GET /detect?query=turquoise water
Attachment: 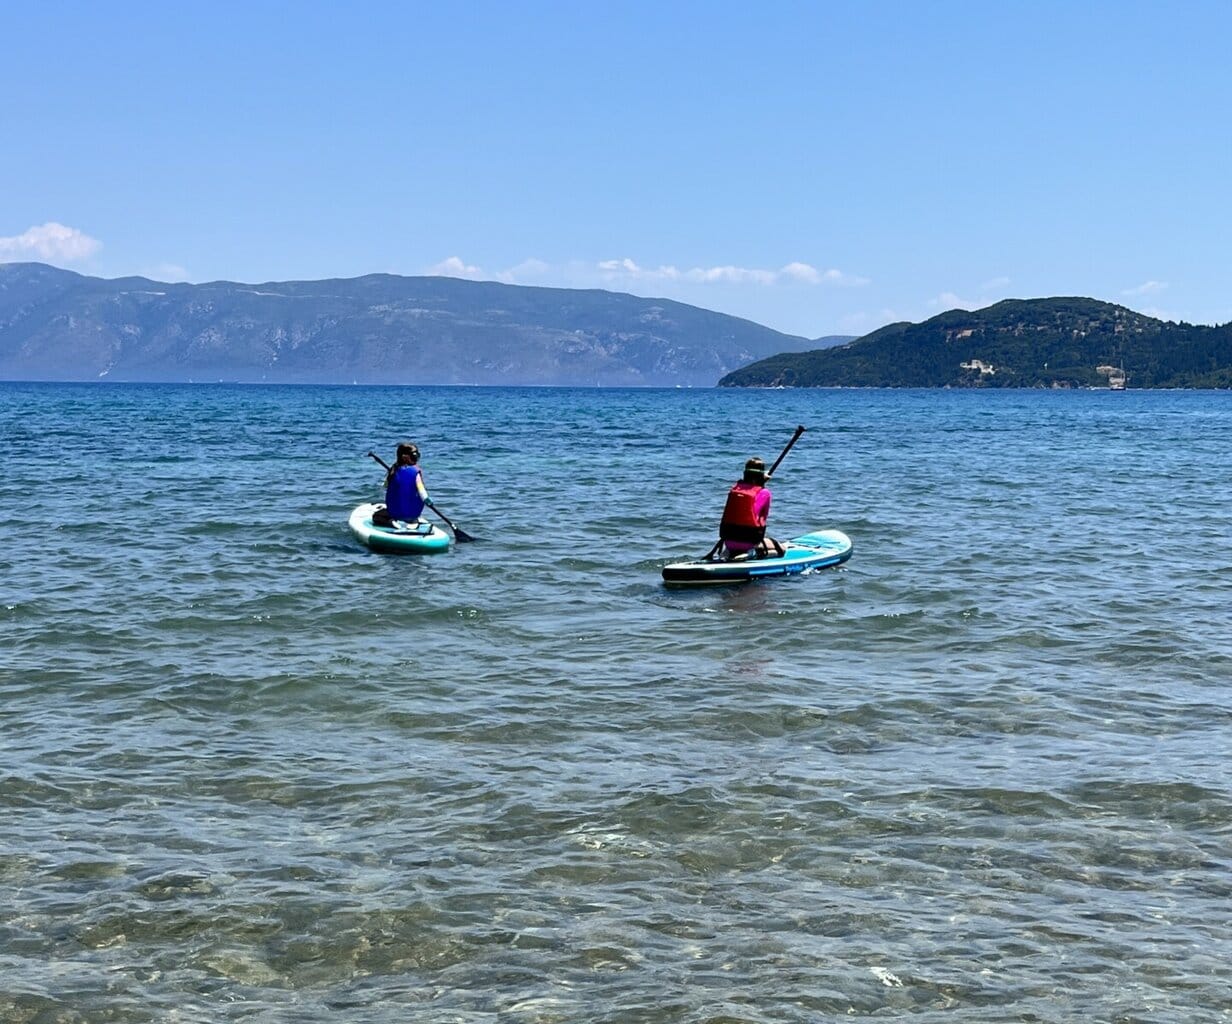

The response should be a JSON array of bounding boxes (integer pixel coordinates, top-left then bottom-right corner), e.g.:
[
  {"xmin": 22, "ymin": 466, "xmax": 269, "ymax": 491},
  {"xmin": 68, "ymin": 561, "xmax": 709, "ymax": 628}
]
[{"xmin": 2, "ymin": 382, "xmax": 1230, "ymax": 1022}]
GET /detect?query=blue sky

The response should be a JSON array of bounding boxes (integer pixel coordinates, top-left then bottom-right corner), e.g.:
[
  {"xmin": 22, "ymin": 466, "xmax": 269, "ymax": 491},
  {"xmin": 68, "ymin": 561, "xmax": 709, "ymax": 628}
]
[{"xmin": 3, "ymin": 2, "xmax": 1230, "ymax": 338}]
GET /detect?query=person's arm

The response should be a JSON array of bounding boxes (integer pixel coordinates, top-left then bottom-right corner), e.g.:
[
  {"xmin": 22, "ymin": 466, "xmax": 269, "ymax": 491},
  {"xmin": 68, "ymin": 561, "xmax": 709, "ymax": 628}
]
[
  {"xmin": 755, "ymin": 487, "xmax": 772, "ymax": 526},
  {"xmin": 417, "ymin": 472, "xmax": 430, "ymax": 506}
]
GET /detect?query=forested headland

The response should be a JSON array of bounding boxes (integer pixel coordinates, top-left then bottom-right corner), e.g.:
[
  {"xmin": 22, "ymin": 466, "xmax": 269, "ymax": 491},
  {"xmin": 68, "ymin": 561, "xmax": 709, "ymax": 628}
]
[{"xmin": 720, "ymin": 298, "xmax": 1232, "ymax": 389}]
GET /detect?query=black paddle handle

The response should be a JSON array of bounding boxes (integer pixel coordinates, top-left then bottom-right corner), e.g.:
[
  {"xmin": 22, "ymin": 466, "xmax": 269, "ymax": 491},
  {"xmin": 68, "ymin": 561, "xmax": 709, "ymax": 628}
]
[{"xmin": 766, "ymin": 425, "xmax": 806, "ymax": 479}]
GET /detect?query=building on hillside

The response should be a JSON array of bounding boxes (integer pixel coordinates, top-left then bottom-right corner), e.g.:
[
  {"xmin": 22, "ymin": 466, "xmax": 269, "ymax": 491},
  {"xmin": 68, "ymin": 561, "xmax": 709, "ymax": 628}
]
[{"xmin": 960, "ymin": 359, "xmax": 995, "ymax": 375}]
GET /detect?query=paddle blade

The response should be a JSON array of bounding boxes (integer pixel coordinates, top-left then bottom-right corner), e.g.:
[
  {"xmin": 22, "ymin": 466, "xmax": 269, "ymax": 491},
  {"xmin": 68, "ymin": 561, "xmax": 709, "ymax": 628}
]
[{"xmin": 427, "ymin": 503, "xmax": 479, "ymax": 542}]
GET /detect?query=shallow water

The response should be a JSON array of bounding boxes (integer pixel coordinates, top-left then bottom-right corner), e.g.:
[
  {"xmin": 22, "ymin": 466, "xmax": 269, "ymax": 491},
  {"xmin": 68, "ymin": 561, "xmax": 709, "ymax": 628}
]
[{"xmin": 2, "ymin": 383, "xmax": 1230, "ymax": 1022}]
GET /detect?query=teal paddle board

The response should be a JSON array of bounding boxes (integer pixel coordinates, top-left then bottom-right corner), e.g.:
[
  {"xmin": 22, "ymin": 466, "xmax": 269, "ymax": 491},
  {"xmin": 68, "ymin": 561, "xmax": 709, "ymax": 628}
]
[{"xmin": 349, "ymin": 503, "xmax": 450, "ymax": 554}]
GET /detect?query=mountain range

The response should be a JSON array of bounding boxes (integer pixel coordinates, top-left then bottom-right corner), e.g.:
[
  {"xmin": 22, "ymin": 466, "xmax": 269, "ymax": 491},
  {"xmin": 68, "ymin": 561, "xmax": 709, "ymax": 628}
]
[
  {"xmin": 719, "ymin": 297, "xmax": 1232, "ymax": 389},
  {"xmin": 0, "ymin": 263, "xmax": 851, "ymax": 387}
]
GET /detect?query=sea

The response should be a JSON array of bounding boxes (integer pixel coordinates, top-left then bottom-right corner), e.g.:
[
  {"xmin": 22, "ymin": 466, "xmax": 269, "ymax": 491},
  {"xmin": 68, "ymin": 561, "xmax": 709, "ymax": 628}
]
[{"xmin": 2, "ymin": 382, "xmax": 1230, "ymax": 1023}]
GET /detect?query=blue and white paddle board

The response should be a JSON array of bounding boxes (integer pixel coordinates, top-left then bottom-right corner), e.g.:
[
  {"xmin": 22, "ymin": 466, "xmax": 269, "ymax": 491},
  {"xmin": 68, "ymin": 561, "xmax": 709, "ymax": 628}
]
[{"xmin": 662, "ymin": 529, "xmax": 852, "ymax": 585}]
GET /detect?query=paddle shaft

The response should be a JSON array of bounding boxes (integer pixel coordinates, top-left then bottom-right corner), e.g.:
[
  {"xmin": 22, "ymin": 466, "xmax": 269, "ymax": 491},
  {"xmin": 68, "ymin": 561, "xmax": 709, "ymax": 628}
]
[
  {"xmin": 364, "ymin": 451, "xmax": 476, "ymax": 542},
  {"xmin": 367, "ymin": 451, "xmax": 396, "ymax": 470},
  {"xmin": 765, "ymin": 425, "xmax": 806, "ymax": 479}
]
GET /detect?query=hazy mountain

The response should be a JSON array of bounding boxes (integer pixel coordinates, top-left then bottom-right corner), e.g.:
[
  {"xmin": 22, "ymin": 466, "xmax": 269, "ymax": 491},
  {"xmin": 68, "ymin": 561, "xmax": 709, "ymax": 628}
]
[
  {"xmin": 0, "ymin": 263, "xmax": 827, "ymax": 387},
  {"xmin": 719, "ymin": 297, "xmax": 1232, "ymax": 389}
]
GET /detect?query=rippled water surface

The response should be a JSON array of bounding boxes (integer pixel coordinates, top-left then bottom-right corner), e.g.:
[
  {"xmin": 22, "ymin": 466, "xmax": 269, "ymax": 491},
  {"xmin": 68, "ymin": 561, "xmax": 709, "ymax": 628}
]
[{"xmin": 2, "ymin": 383, "xmax": 1231, "ymax": 1022}]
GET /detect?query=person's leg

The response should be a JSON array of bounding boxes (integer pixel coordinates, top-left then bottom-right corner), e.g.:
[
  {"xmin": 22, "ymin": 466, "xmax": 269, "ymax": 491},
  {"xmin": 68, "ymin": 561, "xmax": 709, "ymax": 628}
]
[{"xmin": 724, "ymin": 541, "xmax": 754, "ymax": 561}]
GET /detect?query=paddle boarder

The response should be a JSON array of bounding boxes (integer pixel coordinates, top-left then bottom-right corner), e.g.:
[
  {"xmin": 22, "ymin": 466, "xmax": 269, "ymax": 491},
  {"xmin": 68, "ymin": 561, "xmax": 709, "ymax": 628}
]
[
  {"xmin": 718, "ymin": 456, "xmax": 786, "ymax": 560},
  {"xmin": 373, "ymin": 441, "xmax": 431, "ymax": 526}
]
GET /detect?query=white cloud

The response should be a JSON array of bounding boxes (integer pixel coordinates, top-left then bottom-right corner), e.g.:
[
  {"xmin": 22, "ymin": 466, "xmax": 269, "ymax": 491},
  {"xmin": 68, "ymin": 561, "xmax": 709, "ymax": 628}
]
[
  {"xmin": 781, "ymin": 263, "xmax": 870, "ymax": 287},
  {"xmin": 598, "ymin": 257, "xmax": 681, "ymax": 281},
  {"xmin": 685, "ymin": 265, "xmax": 776, "ymax": 285},
  {"xmin": 0, "ymin": 222, "xmax": 101, "ymax": 264},
  {"xmin": 495, "ymin": 258, "xmax": 551, "ymax": 284},
  {"xmin": 780, "ymin": 261, "xmax": 822, "ymax": 284},
  {"xmin": 427, "ymin": 256, "xmax": 484, "ymax": 279},
  {"xmin": 423, "ymin": 254, "xmax": 870, "ymax": 305},
  {"xmin": 598, "ymin": 257, "xmax": 644, "ymax": 275},
  {"xmin": 1123, "ymin": 280, "xmax": 1168, "ymax": 296},
  {"xmin": 596, "ymin": 257, "xmax": 865, "ymax": 288}
]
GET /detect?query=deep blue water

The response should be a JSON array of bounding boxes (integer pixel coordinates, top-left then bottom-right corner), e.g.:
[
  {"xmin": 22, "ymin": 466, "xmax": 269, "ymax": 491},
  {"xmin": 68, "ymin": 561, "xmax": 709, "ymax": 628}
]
[{"xmin": 2, "ymin": 382, "xmax": 1230, "ymax": 1022}]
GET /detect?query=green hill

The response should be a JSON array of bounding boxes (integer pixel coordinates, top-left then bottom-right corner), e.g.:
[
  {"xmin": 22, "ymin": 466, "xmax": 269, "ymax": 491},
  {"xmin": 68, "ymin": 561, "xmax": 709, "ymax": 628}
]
[{"xmin": 719, "ymin": 297, "xmax": 1232, "ymax": 389}]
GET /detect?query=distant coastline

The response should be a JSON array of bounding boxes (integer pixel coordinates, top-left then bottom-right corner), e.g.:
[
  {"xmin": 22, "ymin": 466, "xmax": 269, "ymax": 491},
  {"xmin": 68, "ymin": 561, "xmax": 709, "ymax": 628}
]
[{"xmin": 6, "ymin": 265, "xmax": 1228, "ymax": 390}]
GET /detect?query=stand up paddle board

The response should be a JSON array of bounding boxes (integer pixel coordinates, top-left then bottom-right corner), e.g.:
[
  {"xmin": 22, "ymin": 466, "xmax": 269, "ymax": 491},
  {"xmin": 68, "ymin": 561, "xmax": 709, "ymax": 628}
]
[
  {"xmin": 349, "ymin": 503, "xmax": 450, "ymax": 554},
  {"xmin": 662, "ymin": 529, "xmax": 852, "ymax": 585}
]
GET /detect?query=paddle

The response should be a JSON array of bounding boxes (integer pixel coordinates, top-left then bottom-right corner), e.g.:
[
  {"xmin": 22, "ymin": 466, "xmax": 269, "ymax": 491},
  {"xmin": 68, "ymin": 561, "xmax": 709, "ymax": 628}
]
[
  {"xmin": 365, "ymin": 451, "xmax": 479, "ymax": 543},
  {"xmin": 766, "ymin": 424, "xmax": 806, "ymax": 480}
]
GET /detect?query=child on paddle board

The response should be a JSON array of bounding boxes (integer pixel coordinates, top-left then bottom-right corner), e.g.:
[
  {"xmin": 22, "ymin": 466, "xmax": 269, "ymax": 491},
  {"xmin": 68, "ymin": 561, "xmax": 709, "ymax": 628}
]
[
  {"xmin": 374, "ymin": 441, "xmax": 431, "ymax": 526},
  {"xmin": 718, "ymin": 456, "xmax": 785, "ymax": 560}
]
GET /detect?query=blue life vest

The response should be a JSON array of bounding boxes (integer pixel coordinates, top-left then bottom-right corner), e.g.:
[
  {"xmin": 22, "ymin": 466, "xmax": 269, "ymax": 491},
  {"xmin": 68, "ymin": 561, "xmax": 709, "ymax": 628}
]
[{"xmin": 386, "ymin": 465, "xmax": 425, "ymax": 521}]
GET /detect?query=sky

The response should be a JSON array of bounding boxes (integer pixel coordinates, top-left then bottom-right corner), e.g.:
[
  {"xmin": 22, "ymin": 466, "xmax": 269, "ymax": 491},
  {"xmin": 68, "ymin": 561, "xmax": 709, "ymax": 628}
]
[{"xmin": 3, "ymin": 1, "xmax": 1230, "ymax": 338}]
